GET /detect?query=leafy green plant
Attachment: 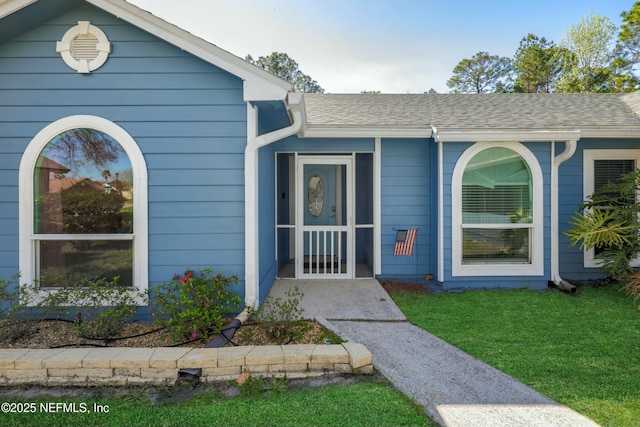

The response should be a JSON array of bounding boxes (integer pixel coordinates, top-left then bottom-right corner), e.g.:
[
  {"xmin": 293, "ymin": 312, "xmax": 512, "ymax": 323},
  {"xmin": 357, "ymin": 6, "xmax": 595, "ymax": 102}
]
[
  {"xmin": 153, "ymin": 268, "xmax": 242, "ymax": 342},
  {"xmin": 566, "ymin": 168, "xmax": 640, "ymax": 307},
  {"xmin": 250, "ymin": 286, "xmax": 306, "ymax": 344},
  {"xmin": 0, "ymin": 273, "xmax": 17, "ymax": 318},
  {"xmin": 0, "ymin": 273, "xmax": 38, "ymax": 342},
  {"xmin": 40, "ymin": 277, "xmax": 147, "ymax": 339}
]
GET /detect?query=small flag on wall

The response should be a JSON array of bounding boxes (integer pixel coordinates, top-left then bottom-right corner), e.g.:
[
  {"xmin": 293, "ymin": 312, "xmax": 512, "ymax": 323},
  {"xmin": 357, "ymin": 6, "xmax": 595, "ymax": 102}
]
[{"xmin": 394, "ymin": 229, "xmax": 418, "ymax": 256}]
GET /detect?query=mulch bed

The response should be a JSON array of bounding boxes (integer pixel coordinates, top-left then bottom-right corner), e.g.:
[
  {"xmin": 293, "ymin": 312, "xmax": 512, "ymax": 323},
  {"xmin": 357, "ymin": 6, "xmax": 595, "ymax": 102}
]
[
  {"xmin": 378, "ymin": 279, "xmax": 433, "ymax": 294},
  {"xmin": 0, "ymin": 319, "xmax": 334, "ymax": 349}
]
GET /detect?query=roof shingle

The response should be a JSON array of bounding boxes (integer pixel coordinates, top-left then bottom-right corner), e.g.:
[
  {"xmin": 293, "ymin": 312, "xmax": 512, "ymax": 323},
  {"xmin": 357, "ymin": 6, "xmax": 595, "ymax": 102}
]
[{"xmin": 303, "ymin": 93, "xmax": 640, "ymax": 132}]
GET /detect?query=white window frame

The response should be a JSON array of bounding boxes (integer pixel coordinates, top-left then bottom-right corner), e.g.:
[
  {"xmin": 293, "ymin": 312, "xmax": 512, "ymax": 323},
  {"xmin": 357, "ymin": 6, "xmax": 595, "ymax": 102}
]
[
  {"xmin": 583, "ymin": 149, "xmax": 640, "ymax": 268},
  {"xmin": 19, "ymin": 116, "xmax": 148, "ymax": 305},
  {"xmin": 452, "ymin": 141, "xmax": 544, "ymax": 276}
]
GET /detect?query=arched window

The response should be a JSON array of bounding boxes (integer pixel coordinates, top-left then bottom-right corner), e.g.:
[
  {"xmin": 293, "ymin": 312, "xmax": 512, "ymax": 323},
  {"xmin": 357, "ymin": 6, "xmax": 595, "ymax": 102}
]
[
  {"xmin": 19, "ymin": 116, "xmax": 147, "ymax": 303},
  {"xmin": 452, "ymin": 142, "xmax": 543, "ymax": 276}
]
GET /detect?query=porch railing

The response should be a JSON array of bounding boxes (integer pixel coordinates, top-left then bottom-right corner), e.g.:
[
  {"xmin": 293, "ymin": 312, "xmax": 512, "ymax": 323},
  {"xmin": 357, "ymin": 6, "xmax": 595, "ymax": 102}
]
[{"xmin": 303, "ymin": 226, "xmax": 347, "ymax": 275}]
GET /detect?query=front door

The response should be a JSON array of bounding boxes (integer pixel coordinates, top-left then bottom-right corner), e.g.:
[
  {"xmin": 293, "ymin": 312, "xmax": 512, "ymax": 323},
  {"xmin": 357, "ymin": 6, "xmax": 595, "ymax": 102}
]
[{"xmin": 296, "ymin": 156, "xmax": 354, "ymax": 278}]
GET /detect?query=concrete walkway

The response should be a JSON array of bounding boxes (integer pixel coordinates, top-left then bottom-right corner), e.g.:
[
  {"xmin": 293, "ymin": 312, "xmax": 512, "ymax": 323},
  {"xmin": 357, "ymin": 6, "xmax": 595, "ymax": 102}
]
[{"xmin": 267, "ymin": 279, "xmax": 600, "ymax": 427}]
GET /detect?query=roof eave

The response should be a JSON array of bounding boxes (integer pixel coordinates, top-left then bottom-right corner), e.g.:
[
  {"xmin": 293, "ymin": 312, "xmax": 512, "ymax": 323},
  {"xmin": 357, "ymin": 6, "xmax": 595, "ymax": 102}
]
[
  {"xmin": 87, "ymin": 0, "xmax": 294, "ymax": 101},
  {"xmin": 301, "ymin": 126, "xmax": 432, "ymax": 139},
  {"xmin": 0, "ymin": 0, "xmax": 38, "ymax": 17},
  {"xmin": 579, "ymin": 128, "xmax": 640, "ymax": 138},
  {"xmin": 433, "ymin": 129, "xmax": 584, "ymax": 142},
  {"xmin": 0, "ymin": 0, "xmax": 293, "ymax": 101}
]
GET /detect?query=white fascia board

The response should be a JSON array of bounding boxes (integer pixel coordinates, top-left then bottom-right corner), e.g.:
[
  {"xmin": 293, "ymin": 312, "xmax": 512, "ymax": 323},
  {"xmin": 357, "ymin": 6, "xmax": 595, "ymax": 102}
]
[
  {"xmin": 0, "ymin": 0, "xmax": 38, "ymax": 18},
  {"xmin": 87, "ymin": 0, "xmax": 293, "ymax": 101},
  {"xmin": 579, "ymin": 129, "xmax": 640, "ymax": 138},
  {"xmin": 434, "ymin": 129, "xmax": 582, "ymax": 142},
  {"xmin": 301, "ymin": 127, "xmax": 432, "ymax": 139}
]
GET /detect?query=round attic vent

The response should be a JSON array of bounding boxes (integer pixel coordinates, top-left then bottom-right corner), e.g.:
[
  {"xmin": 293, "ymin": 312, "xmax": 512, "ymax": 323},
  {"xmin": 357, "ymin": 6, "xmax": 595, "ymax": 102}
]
[{"xmin": 56, "ymin": 21, "xmax": 111, "ymax": 73}]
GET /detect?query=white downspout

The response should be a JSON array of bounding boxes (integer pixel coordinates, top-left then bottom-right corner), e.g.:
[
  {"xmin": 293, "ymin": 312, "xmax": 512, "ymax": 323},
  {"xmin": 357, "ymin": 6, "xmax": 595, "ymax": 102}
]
[
  {"xmin": 551, "ymin": 139, "xmax": 578, "ymax": 293},
  {"xmin": 244, "ymin": 95, "xmax": 303, "ymax": 308}
]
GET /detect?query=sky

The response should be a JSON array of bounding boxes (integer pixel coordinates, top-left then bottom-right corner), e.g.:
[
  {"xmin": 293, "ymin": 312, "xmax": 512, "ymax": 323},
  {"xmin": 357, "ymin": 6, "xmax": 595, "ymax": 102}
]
[{"xmin": 128, "ymin": 0, "xmax": 635, "ymax": 94}]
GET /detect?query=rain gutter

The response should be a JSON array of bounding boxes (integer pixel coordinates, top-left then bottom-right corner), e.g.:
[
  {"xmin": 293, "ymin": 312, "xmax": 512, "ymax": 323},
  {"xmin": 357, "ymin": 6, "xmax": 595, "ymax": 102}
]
[{"xmin": 244, "ymin": 92, "xmax": 303, "ymax": 308}]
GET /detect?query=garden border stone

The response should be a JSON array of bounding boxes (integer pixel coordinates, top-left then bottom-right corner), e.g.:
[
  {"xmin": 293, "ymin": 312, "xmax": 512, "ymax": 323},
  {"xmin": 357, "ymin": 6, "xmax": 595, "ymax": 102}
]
[{"xmin": 0, "ymin": 344, "xmax": 373, "ymax": 386}]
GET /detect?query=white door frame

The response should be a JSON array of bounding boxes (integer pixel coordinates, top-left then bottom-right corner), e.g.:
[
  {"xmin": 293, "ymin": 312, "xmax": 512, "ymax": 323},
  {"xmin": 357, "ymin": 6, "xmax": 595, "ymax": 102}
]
[{"xmin": 296, "ymin": 155, "xmax": 354, "ymax": 279}]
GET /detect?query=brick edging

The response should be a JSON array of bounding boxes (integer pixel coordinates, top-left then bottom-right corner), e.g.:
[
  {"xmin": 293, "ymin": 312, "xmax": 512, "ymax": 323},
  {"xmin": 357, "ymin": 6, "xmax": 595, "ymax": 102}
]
[{"xmin": 0, "ymin": 343, "xmax": 373, "ymax": 386}]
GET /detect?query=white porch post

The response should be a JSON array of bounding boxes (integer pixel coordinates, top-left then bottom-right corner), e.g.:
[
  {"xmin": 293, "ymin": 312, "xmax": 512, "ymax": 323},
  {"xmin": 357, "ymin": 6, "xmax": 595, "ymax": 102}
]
[{"xmin": 244, "ymin": 104, "xmax": 260, "ymax": 308}]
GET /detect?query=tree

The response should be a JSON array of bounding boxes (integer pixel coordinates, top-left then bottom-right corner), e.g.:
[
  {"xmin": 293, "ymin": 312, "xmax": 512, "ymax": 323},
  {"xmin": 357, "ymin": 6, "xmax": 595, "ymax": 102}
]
[
  {"xmin": 556, "ymin": 13, "xmax": 617, "ymax": 93},
  {"xmin": 617, "ymin": 1, "xmax": 640, "ymax": 67},
  {"xmin": 51, "ymin": 129, "xmax": 123, "ymax": 173},
  {"xmin": 447, "ymin": 51, "xmax": 512, "ymax": 93},
  {"xmin": 512, "ymin": 34, "xmax": 568, "ymax": 93},
  {"xmin": 246, "ymin": 52, "xmax": 324, "ymax": 93},
  {"xmin": 609, "ymin": 2, "xmax": 640, "ymax": 92}
]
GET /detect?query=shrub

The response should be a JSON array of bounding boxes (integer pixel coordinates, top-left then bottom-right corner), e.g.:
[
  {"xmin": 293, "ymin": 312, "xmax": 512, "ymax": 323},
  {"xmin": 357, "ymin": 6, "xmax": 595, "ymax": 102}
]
[
  {"xmin": 41, "ymin": 277, "xmax": 147, "ymax": 339},
  {"xmin": 153, "ymin": 268, "xmax": 242, "ymax": 342},
  {"xmin": 0, "ymin": 273, "xmax": 17, "ymax": 319},
  {"xmin": 60, "ymin": 190, "xmax": 127, "ymax": 234},
  {"xmin": 250, "ymin": 286, "xmax": 306, "ymax": 344},
  {"xmin": 0, "ymin": 273, "xmax": 36, "ymax": 342},
  {"xmin": 566, "ymin": 168, "xmax": 640, "ymax": 308}
]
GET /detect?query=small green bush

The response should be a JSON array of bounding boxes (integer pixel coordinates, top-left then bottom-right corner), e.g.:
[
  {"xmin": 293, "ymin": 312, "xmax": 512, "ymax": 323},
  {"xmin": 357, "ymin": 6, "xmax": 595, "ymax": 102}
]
[
  {"xmin": 153, "ymin": 268, "xmax": 242, "ymax": 342},
  {"xmin": 0, "ymin": 273, "xmax": 17, "ymax": 318},
  {"xmin": 250, "ymin": 286, "xmax": 306, "ymax": 344},
  {"xmin": 0, "ymin": 273, "xmax": 37, "ymax": 342},
  {"xmin": 41, "ymin": 277, "xmax": 147, "ymax": 339}
]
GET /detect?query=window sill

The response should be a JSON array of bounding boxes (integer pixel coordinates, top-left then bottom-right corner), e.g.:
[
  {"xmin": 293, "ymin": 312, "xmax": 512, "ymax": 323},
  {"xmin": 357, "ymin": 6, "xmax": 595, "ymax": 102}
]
[{"xmin": 452, "ymin": 263, "xmax": 544, "ymax": 277}]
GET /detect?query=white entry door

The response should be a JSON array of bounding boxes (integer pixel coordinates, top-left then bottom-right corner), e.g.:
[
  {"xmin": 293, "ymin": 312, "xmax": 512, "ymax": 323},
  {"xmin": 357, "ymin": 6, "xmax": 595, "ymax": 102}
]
[{"xmin": 296, "ymin": 156, "xmax": 354, "ymax": 278}]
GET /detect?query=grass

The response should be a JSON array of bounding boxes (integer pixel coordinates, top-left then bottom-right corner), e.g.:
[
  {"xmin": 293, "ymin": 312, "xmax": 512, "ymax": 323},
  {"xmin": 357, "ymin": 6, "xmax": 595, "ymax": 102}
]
[
  {"xmin": 390, "ymin": 284, "xmax": 640, "ymax": 427},
  {"xmin": 0, "ymin": 378, "xmax": 435, "ymax": 427}
]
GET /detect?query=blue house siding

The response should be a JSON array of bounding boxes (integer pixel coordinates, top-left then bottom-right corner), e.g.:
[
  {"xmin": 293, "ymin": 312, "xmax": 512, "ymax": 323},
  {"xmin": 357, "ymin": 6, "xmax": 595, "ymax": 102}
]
[
  {"xmin": 441, "ymin": 141, "xmax": 552, "ymax": 290},
  {"xmin": 557, "ymin": 138, "xmax": 640, "ymax": 281},
  {"xmin": 0, "ymin": 5, "xmax": 248, "ymax": 307},
  {"xmin": 258, "ymin": 143, "xmax": 278, "ymax": 304},
  {"xmin": 380, "ymin": 138, "xmax": 434, "ymax": 280}
]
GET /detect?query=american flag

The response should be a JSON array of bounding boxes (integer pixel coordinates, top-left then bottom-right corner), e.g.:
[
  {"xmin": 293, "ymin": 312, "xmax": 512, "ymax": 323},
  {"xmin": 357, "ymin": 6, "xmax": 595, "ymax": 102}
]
[{"xmin": 394, "ymin": 229, "xmax": 417, "ymax": 256}]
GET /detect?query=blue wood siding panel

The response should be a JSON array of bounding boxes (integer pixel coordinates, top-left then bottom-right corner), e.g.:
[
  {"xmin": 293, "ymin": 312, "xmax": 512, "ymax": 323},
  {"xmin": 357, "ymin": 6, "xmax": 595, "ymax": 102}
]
[
  {"xmin": 441, "ymin": 141, "xmax": 551, "ymax": 290},
  {"xmin": 557, "ymin": 138, "xmax": 640, "ymax": 281},
  {"xmin": 380, "ymin": 138, "xmax": 434, "ymax": 279},
  {"xmin": 0, "ymin": 5, "xmax": 248, "ymax": 302}
]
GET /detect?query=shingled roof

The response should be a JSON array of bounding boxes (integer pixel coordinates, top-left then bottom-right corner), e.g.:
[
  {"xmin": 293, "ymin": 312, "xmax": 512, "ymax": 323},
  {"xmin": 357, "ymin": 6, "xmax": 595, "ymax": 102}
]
[{"xmin": 303, "ymin": 93, "xmax": 640, "ymax": 133}]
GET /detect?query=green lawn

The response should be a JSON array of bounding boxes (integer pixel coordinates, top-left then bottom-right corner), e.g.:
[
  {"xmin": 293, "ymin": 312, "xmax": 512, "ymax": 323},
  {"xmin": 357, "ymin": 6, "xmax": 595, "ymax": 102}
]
[
  {"xmin": 1, "ymin": 379, "xmax": 435, "ymax": 427},
  {"xmin": 390, "ymin": 285, "xmax": 640, "ymax": 427}
]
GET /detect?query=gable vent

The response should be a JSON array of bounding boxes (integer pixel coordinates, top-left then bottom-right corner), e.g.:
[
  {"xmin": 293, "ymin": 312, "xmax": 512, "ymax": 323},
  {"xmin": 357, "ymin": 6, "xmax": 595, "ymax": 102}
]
[
  {"xmin": 70, "ymin": 34, "xmax": 100, "ymax": 61},
  {"xmin": 57, "ymin": 21, "xmax": 111, "ymax": 73}
]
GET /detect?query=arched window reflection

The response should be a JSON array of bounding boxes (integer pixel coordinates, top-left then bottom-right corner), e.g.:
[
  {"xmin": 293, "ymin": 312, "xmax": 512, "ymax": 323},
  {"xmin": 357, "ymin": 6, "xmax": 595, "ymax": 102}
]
[{"xmin": 34, "ymin": 128, "xmax": 134, "ymax": 286}]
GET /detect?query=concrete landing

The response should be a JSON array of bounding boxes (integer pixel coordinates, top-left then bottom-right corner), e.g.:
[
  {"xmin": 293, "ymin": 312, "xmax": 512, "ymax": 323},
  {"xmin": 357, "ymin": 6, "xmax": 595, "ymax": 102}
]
[{"xmin": 266, "ymin": 279, "xmax": 406, "ymax": 321}]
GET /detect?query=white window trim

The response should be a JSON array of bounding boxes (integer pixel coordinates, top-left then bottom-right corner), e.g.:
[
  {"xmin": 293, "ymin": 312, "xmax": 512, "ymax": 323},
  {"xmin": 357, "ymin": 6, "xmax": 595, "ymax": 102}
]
[
  {"xmin": 56, "ymin": 21, "xmax": 111, "ymax": 73},
  {"xmin": 452, "ymin": 141, "xmax": 544, "ymax": 277},
  {"xmin": 19, "ymin": 116, "xmax": 148, "ymax": 305},
  {"xmin": 583, "ymin": 149, "xmax": 640, "ymax": 268}
]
